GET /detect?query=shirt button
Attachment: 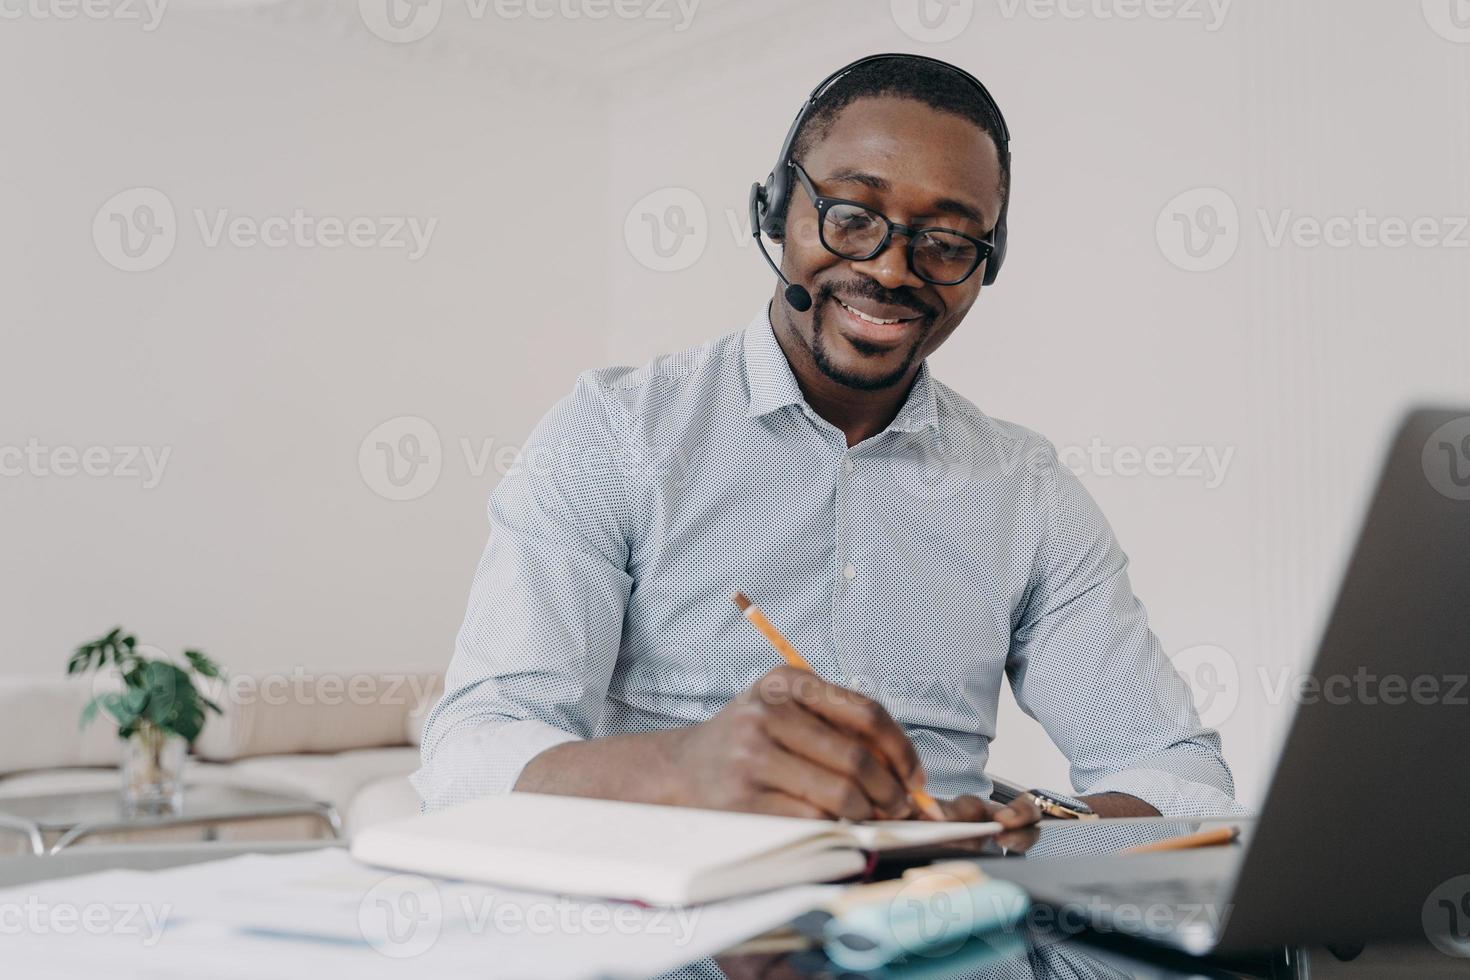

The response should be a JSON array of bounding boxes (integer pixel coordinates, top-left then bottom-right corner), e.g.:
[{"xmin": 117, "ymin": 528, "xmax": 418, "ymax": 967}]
[{"xmin": 842, "ymin": 564, "xmax": 857, "ymax": 580}]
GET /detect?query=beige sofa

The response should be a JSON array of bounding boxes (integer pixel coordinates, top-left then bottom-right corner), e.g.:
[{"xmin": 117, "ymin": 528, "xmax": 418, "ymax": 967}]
[{"xmin": 0, "ymin": 673, "xmax": 440, "ymax": 855}]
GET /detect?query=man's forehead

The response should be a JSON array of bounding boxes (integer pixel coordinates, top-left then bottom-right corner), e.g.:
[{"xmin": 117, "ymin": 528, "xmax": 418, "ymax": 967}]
[{"xmin": 802, "ymin": 96, "xmax": 1004, "ymax": 225}]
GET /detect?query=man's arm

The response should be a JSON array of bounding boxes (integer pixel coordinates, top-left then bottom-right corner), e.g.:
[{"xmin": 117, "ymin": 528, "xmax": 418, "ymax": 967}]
[
  {"xmin": 413, "ymin": 374, "xmax": 1035, "ymax": 826},
  {"xmin": 411, "ymin": 373, "xmax": 635, "ymax": 811},
  {"xmin": 1004, "ymin": 444, "xmax": 1244, "ymax": 818}
]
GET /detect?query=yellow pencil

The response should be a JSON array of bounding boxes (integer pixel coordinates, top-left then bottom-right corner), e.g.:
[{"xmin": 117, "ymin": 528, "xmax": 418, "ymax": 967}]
[
  {"xmin": 1123, "ymin": 825, "xmax": 1240, "ymax": 854},
  {"xmin": 732, "ymin": 591, "xmax": 946, "ymax": 821}
]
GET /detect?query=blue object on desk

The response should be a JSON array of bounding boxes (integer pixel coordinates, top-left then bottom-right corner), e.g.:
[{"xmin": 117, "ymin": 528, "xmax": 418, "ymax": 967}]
[{"xmin": 822, "ymin": 864, "xmax": 1030, "ymax": 972}]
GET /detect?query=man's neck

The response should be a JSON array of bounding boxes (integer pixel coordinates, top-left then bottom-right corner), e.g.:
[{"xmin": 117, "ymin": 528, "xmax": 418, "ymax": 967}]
[{"xmin": 769, "ymin": 299, "xmax": 920, "ymax": 448}]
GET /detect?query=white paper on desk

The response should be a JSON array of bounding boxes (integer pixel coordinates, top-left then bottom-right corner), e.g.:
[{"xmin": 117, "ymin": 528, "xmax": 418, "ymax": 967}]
[{"xmin": 0, "ymin": 848, "xmax": 836, "ymax": 980}]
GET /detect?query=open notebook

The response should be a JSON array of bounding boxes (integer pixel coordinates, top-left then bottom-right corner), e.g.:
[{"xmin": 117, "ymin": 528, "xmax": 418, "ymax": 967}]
[{"xmin": 351, "ymin": 792, "xmax": 1000, "ymax": 905}]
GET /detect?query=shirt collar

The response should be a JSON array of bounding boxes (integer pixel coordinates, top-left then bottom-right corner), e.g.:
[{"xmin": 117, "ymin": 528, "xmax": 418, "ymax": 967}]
[{"xmin": 743, "ymin": 303, "xmax": 939, "ymax": 434}]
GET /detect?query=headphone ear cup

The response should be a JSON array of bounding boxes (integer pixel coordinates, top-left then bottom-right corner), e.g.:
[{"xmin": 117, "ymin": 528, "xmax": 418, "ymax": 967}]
[
  {"xmin": 760, "ymin": 168, "xmax": 789, "ymax": 241},
  {"xmin": 982, "ymin": 216, "xmax": 1007, "ymax": 286}
]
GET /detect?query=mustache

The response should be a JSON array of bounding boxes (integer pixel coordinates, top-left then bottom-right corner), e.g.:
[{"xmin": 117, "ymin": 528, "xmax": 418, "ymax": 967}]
[{"xmin": 814, "ymin": 279, "xmax": 937, "ymax": 320}]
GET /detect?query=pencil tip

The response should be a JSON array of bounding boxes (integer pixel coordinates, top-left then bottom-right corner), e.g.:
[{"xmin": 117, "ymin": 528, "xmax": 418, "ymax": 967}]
[{"xmin": 731, "ymin": 591, "xmax": 751, "ymax": 611}]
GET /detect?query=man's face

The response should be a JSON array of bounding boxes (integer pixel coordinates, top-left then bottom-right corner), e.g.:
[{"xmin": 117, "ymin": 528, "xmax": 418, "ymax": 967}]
[{"xmin": 776, "ymin": 96, "xmax": 1005, "ymax": 391}]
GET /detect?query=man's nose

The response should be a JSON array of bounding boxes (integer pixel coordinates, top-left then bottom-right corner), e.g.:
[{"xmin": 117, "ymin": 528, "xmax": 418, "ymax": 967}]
[{"xmin": 850, "ymin": 234, "xmax": 924, "ymax": 291}]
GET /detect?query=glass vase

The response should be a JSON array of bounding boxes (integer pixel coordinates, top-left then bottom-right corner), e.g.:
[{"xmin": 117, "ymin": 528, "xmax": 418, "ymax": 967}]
[{"xmin": 121, "ymin": 726, "xmax": 186, "ymax": 816}]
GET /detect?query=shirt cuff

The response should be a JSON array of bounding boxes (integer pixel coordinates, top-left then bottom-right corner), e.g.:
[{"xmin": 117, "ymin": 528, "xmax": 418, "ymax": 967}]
[
  {"xmin": 1080, "ymin": 768, "xmax": 1251, "ymax": 817},
  {"xmin": 410, "ymin": 717, "xmax": 582, "ymax": 812}
]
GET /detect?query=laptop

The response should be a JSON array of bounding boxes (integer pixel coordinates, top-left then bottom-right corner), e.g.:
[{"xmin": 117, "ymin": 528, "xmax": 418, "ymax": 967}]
[{"xmin": 984, "ymin": 407, "xmax": 1470, "ymax": 954}]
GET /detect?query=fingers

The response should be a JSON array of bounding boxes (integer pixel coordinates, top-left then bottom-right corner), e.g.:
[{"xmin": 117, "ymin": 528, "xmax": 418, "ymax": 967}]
[
  {"xmin": 746, "ymin": 792, "xmax": 828, "ymax": 820},
  {"xmin": 756, "ymin": 666, "xmax": 924, "ymax": 785},
  {"xmin": 759, "ymin": 699, "xmax": 913, "ymax": 819},
  {"xmin": 745, "ymin": 741, "xmax": 885, "ymax": 820},
  {"xmin": 937, "ymin": 793, "xmax": 1043, "ymax": 829},
  {"xmin": 995, "ymin": 793, "xmax": 1043, "ymax": 828},
  {"xmin": 938, "ymin": 794, "xmax": 993, "ymax": 822}
]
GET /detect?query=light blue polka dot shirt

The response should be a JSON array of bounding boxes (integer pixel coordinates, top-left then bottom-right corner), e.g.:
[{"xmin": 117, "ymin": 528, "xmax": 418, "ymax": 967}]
[{"xmin": 412, "ymin": 304, "xmax": 1239, "ymax": 816}]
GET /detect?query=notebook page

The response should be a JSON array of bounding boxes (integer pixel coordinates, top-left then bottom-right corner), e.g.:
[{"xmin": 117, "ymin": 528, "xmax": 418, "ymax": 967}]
[
  {"xmin": 352, "ymin": 793, "xmax": 864, "ymax": 902},
  {"xmin": 847, "ymin": 819, "xmax": 1002, "ymax": 849}
]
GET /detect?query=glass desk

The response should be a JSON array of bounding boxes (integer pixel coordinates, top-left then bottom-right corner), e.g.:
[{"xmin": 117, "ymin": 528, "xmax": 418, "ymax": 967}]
[
  {"xmin": 708, "ymin": 817, "xmax": 1466, "ymax": 980},
  {"xmin": 0, "ymin": 784, "xmax": 341, "ymax": 854},
  {"xmin": 0, "ymin": 824, "xmax": 1460, "ymax": 978}
]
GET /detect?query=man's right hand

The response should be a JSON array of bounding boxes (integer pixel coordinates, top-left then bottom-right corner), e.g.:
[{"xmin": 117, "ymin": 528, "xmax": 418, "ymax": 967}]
[{"xmin": 655, "ymin": 665, "xmax": 924, "ymax": 820}]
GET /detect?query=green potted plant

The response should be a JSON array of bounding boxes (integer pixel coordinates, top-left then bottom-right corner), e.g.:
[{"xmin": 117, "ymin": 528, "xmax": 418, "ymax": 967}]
[{"xmin": 69, "ymin": 628, "xmax": 224, "ymax": 815}]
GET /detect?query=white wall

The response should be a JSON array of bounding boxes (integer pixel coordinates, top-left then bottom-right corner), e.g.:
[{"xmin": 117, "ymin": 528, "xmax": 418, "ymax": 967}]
[
  {"xmin": 1, "ymin": 9, "xmax": 612, "ymax": 677},
  {"xmin": 3, "ymin": 0, "xmax": 1467, "ymax": 808}
]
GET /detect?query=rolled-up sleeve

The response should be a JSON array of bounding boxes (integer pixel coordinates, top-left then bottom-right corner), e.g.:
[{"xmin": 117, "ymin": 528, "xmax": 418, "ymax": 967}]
[
  {"xmin": 410, "ymin": 373, "xmax": 634, "ymax": 812},
  {"xmin": 1005, "ymin": 447, "xmax": 1245, "ymax": 817}
]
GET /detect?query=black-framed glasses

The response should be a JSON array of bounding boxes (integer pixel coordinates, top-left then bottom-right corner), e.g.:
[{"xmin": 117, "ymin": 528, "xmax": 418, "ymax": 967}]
[{"xmin": 790, "ymin": 160, "xmax": 994, "ymax": 286}]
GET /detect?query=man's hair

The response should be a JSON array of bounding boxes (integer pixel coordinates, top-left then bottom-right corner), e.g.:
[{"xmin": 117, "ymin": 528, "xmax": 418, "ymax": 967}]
[{"xmin": 786, "ymin": 57, "xmax": 1010, "ymax": 219}]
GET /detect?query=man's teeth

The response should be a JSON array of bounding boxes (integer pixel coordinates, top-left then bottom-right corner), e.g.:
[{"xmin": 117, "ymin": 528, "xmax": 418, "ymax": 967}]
[{"xmin": 839, "ymin": 300, "xmax": 905, "ymax": 326}]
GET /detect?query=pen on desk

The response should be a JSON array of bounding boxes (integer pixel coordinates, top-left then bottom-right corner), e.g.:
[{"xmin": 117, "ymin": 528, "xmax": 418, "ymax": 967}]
[
  {"xmin": 1122, "ymin": 825, "xmax": 1240, "ymax": 854},
  {"xmin": 731, "ymin": 591, "xmax": 946, "ymax": 822}
]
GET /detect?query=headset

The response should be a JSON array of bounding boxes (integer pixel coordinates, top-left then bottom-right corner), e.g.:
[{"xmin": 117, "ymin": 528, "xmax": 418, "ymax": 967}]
[{"xmin": 748, "ymin": 52, "xmax": 1012, "ymax": 312}]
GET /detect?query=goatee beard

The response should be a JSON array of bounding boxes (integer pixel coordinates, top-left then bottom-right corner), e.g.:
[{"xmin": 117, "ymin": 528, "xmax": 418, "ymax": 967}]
[{"xmin": 809, "ymin": 289, "xmax": 930, "ymax": 392}]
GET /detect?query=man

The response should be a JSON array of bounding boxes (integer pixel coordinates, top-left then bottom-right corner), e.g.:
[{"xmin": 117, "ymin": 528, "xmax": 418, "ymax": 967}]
[{"xmin": 412, "ymin": 55, "xmax": 1238, "ymax": 826}]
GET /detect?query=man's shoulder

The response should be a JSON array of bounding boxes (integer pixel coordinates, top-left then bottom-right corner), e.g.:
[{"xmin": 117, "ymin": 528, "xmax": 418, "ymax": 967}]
[
  {"xmin": 564, "ymin": 327, "xmax": 746, "ymax": 428},
  {"xmin": 930, "ymin": 376, "xmax": 1059, "ymax": 464}
]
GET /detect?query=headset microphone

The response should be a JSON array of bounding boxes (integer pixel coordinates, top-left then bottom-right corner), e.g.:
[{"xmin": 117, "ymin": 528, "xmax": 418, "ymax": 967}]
[
  {"xmin": 782, "ymin": 281, "xmax": 813, "ymax": 313},
  {"xmin": 748, "ymin": 183, "xmax": 813, "ymax": 312}
]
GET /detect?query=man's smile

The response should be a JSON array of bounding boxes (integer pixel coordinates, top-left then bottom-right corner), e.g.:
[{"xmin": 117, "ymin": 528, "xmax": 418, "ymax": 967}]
[{"xmin": 830, "ymin": 295, "xmax": 926, "ymax": 349}]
